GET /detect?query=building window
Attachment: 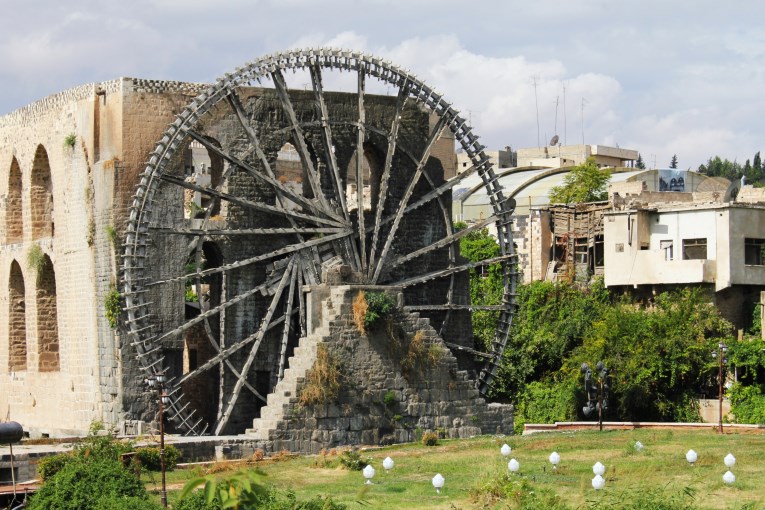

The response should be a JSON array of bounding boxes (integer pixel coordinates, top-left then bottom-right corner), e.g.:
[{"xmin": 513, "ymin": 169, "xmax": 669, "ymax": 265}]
[
  {"xmin": 745, "ymin": 238, "xmax": 765, "ymax": 266},
  {"xmin": 682, "ymin": 238, "xmax": 707, "ymax": 260},
  {"xmin": 660, "ymin": 240, "xmax": 673, "ymax": 261}
]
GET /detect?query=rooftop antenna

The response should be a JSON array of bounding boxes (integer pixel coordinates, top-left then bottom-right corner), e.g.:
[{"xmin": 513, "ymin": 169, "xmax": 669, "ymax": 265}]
[
  {"xmin": 533, "ymin": 76, "xmax": 540, "ymax": 148},
  {"xmin": 553, "ymin": 95, "xmax": 559, "ymax": 142},
  {"xmin": 563, "ymin": 82, "xmax": 567, "ymax": 145}
]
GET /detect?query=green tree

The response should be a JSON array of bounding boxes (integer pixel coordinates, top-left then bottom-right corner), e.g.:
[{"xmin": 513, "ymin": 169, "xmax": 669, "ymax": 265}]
[
  {"xmin": 669, "ymin": 154, "xmax": 678, "ymax": 169},
  {"xmin": 456, "ymin": 222, "xmax": 503, "ymax": 351},
  {"xmin": 548, "ymin": 158, "xmax": 611, "ymax": 204},
  {"xmin": 635, "ymin": 153, "xmax": 646, "ymax": 169}
]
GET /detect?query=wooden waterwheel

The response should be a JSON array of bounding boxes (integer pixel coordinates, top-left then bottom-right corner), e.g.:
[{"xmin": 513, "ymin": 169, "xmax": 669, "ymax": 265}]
[{"xmin": 122, "ymin": 48, "xmax": 517, "ymax": 435}]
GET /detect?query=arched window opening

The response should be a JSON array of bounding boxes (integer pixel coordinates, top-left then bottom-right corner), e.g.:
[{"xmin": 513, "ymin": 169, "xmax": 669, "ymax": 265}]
[
  {"xmin": 181, "ymin": 242, "xmax": 223, "ymax": 427},
  {"xmin": 274, "ymin": 142, "xmax": 303, "ymax": 211},
  {"xmin": 7, "ymin": 157, "xmax": 23, "ymax": 244},
  {"xmin": 346, "ymin": 146, "xmax": 382, "ymax": 212},
  {"xmin": 31, "ymin": 145, "xmax": 53, "ymax": 239},
  {"xmin": 8, "ymin": 261, "xmax": 27, "ymax": 371},
  {"xmin": 37, "ymin": 254, "xmax": 59, "ymax": 372},
  {"xmin": 183, "ymin": 138, "xmax": 224, "ymax": 219}
]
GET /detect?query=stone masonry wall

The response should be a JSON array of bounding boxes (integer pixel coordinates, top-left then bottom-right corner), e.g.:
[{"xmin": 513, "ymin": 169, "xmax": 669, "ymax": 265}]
[{"xmin": 258, "ymin": 286, "xmax": 513, "ymax": 454}]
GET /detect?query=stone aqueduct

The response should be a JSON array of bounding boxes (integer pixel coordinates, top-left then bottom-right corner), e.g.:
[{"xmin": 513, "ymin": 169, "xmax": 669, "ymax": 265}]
[{"xmin": 0, "ymin": 49, "xmax": 515, "ymax": 444}]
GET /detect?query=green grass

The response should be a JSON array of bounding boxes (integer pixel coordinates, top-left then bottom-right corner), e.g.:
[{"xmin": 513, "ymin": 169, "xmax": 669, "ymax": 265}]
[{"xmin": 155, "ymin": 430, "xmax": 765, "ymax": 509}]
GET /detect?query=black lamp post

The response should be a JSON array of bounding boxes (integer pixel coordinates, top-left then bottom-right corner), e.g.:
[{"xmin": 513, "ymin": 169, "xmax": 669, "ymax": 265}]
[
  {"xmin": 147, "ymin": 373, "xmax": 169, "ymax": 508},
  {"xmin": 582, "ymin": 361, "xmax": 610, "ymax": 431},
  {"xmin": 711, "ymin": 342, "xmax": 728, "ymax": 434}
]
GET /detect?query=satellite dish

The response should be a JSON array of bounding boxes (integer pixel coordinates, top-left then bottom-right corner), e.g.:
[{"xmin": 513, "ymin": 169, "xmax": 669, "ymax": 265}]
[{"xmin": 550, "ymin": 134, "xmax": 559, "ymax": 146}]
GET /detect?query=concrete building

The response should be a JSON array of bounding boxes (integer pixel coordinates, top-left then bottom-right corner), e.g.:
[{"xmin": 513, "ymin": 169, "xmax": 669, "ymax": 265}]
[
  {"xmin": 516, "ymin": 144, "xmax": 639, "ymax": 168},
  {"xmin": 456, "ymin": 146, "xmax": 515, "ymax": 173}
]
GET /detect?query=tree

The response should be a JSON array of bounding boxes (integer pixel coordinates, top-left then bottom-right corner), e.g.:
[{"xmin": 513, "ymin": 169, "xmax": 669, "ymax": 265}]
[
  {"xmin": 635, "ymin": 153, "xmax": 646, "ymax": 170},
  {"xmin": 669, "ymin": 154, "xmax": 678, "ymax": 169},
  {"xmin": 548, "ymin": 158, "xmax": 611, "ymax": 204}
]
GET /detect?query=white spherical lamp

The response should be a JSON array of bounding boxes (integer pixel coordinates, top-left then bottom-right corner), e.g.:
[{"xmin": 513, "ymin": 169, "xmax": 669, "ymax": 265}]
[
  {"xmin": 383, "ymin": 456, "xmax": 394, "ymax": 472},
  {"xmin": 635, "ymin": 441, "xmax": 644, "ymax": 451},
  {"xmin": 549, "ymin": 451, "xmax": 561, "ymax": 470},
  {"xmin": 500, "ymin": 444, "xmax": 511, "ymax": 458},
  {"xmin": 592, "ymin": 462, "xmax": 606, "ymax": 476},
  {"xmin": 724, "ymin": 453, "xmax": 736, "ymax": 468},
  {"xmin": 363, "ymin": 464, "xmax": 375, "ymax": 485},
  {"xmin": 723, "ymin": 470, "xmax": 736, "ymax": 485},
  {"xmin": 685, "ymin": 449, "xmax": 697, "ymax": 465},
  {"xmin": 592, "ymin": 474, "xmax": 605, "ymax": 490},
  {"xmin": 508, "ymin": 458, "xmax": 520, "ymax": 473},
  {"xmin": 432, "ymin": 473, "xmax": 445, "ymax": 494}
]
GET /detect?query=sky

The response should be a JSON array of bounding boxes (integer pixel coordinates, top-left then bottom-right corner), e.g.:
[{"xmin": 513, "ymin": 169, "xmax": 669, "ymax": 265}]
[{"xmin": 1, "ymin": 0, "xmax": 764, "ymax": 170}]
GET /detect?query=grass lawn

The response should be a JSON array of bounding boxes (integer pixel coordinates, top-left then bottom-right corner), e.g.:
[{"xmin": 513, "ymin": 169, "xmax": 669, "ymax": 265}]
[{"xmin": 154, "ymin": 429, "xmax": 765, "ymax": 509}]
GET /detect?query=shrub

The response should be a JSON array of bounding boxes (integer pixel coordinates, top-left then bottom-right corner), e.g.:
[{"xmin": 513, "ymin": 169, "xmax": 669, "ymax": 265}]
[
  {"xmin": 352, "ymin": 291, "xmax": 368, "ymax": 334},
  {"xmin": 729, "ymin": 384, "xmax": 765, "ymax": 424},
  {"xmin": 106, "ymin": 225, "xmax": 118, "ymax": 247},
  {"xmin": 338, "ymin": 449, "xmax": 366, "ymax": 471},
  {"xmin": 135, "ymin": 445, "xmax": 181, "ymax": 471},
  {"xmin": 27, "ymin": 457, "xmax": 152, "ymax": 510},
  {"xmin": 297, "ymin": 344, "xmax": 341, "ymax": 407},
  {"xmin": 105, "ymin": 287, "xmax": 122, "ymax": 329},
  {"xmin": 37, "ymin": 452, "xmax": 73, "ymax": 481},
  {"xmin": 364, "ymin": 291, "xmax": 397, "ymax": 330},
  {"xmin": 421, "ymin": 431, "xmax": 439, "ymax": 446},
  {"xmin": 27, "ymin": 244, "xmax": 45, "ymax": 282},
  {"xmin": 64, "ymin": 133, "xmax": 77, "ymax": 148},
  {"xmin": 383, "ymin": 390, "xmax": 397, "ymax": 407}
]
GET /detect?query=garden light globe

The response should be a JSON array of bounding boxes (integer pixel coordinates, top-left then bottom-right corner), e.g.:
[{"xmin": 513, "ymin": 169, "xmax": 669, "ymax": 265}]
[
  {"xmin": 549, "ymin": 451, "xmax": 561, "ymax": 469},
  {"xmin": 592, "ymin": 462, "xmax": 606, "ymax": 476},
  {"xmin": 685, "ymin": 449, "xmax": 697, "ymax": 465},
  {"xmin": 724, "ymin": 453, "xmax": 736, "ymax": 468},
  {"xmin": 508, "ymin": 458, "xmax": 520, "ymax": 473},
  {"xmin": 592, "ymin": 474, "xmax": 605, "ymax": 490},
  {"xmin": 432, "ymin": 473, "xmax": 445, "ymax": 494},
  {"xmin": 723, "ymin": 470, "xmax": 736, "ymax": 485},
  {"xmin": 501, "ymin": 444, "xmax": 511, "ymax": 458},
  {"xmin": 635, "ymin": 441, "xmax": 644, "ymax": 451},
  {"xmin": 363, "ymin": 465, "xmax": 375, "ymax": 485},
  {"xmin": 383, "ymin": 457, "xmax": 394, "ymax": 471}
]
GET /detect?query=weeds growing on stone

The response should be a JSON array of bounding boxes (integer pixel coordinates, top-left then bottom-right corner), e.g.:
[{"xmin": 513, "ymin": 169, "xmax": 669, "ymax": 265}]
[{"xmin": 298, "ymin": 344, "xmax": 341, "ymax": 407}]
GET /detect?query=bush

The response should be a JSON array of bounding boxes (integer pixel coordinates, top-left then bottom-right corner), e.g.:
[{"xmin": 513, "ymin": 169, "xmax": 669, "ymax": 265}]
[
  {"xmin": 364, "ymin": 291, "xmax": 397, "ymax": 330},
  {"xmin": 135, "ymin": 445, "xmax": 181, "ymax": 471},
  {"xmin": 729, "ymin": 384, "xmax": 765, "ymax": 424},
  {"xmin": 297, "ymin": 344, "xmax": 342, "ymax": 407},
  {"xmin": 105, "ymin": 287, "xmax": 122, "ymax": 329},
  {"xmin": 37, "ymin": 452, "xmax": 73, "ymax": 481},
  {"xmin": 27, "ymin": 457, "xmax": 153, "ymax": 510},
  {"xmin": 422, "ymin": 431, "xmax": 439, "ymax": 446},
  {"xmin": 338, "ymin": 449, "xmax": 366, "ymax": 471},
  {"xmin": 514, "ymin": 380, "xmax": 578, "ymax": 434}
]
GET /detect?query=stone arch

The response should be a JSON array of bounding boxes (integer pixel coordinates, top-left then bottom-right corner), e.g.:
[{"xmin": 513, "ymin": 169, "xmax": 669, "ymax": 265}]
[
  {"xmin": 8, "ymin": 261, "xmax": 27, "ymax": 371},
  {"xmin": 7, "ymin": 157, "xmax": 23, "ymax": 244},
  {"xmin": 346, "ymin": 143, "xmax": 383, "ymax": 212},
  {"xmin": 183, "ymin": 138, "xmax": 224, "ymax": 218},
  {"xmin": 36, "ymin": 254, "xmax": 59, "ymax": 372},
  {"xmin": 30, "ymin": 145, "xmax": 53, "ymax": 239}
]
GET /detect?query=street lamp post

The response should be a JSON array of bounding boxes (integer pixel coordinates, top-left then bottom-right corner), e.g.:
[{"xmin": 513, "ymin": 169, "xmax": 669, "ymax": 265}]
[
  {"xmin": 582, "ymin": 361, "xmax": 610, "ymax": 431},
  {"xmin": 711, "ymin": 342, "xmax": 728, "ymax": 434},
  {"xmin": 147, "ymin": 373, "xmax": 169, "ymax": 508}
]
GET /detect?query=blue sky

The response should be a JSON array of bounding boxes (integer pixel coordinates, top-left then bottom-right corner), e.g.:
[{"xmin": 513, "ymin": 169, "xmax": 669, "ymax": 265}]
[{"xmin": 1, "ymin": 0, "xmax": 763, "ymax": 169}]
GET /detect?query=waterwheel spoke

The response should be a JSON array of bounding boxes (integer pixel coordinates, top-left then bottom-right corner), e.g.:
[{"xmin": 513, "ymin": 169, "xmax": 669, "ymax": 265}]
[
  {"xmin": 187, "ymin": 129, "xmax": 343, "ymax": 223},
  {"xmin": 277, "ymin": 261, "xmax": 299, "ymax": 380},
  {"xmin": 309, "ymin": 64, "xmax": 347, "ymax": 220},
  {"xmin": 368, "ymin": 85, "xmax": 409, "ymax": 278},
  {"xmin": 371, "ymin": 114, "xmax": 448, "ymax": 282},
  {"xmin": 271, "ymin": 69, "xmax": 331, "ymax": 212},
  {"xmin": 151, "ymin": 227, "xmax": 345, "ymax": 236},
  {"xmin": 390, "ymin": 254, "xmax": 516, "ymax": 288},
  {"xmin": 354, "ymin": 66, "xmax": 368, "ymax": 269},
  {"xmin": 388, "ymin": 215, "xmax": 498, "ymax": 268},
  {"xmin": 146, "ymin": 230, "xmax": 350, "ymax": 287},
  {"xmin": 158, "ymin": 173, "xmax": 344, "ymax": 227},
  {"xmin": 215, "ymin": 255, "xmax": 296, "ymax": 434}
]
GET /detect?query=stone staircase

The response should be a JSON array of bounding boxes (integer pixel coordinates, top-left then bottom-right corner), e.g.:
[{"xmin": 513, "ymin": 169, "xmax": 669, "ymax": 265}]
[{"xmin": 245, "ymin": 295, "xmax": 337, "ymax": 439}]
